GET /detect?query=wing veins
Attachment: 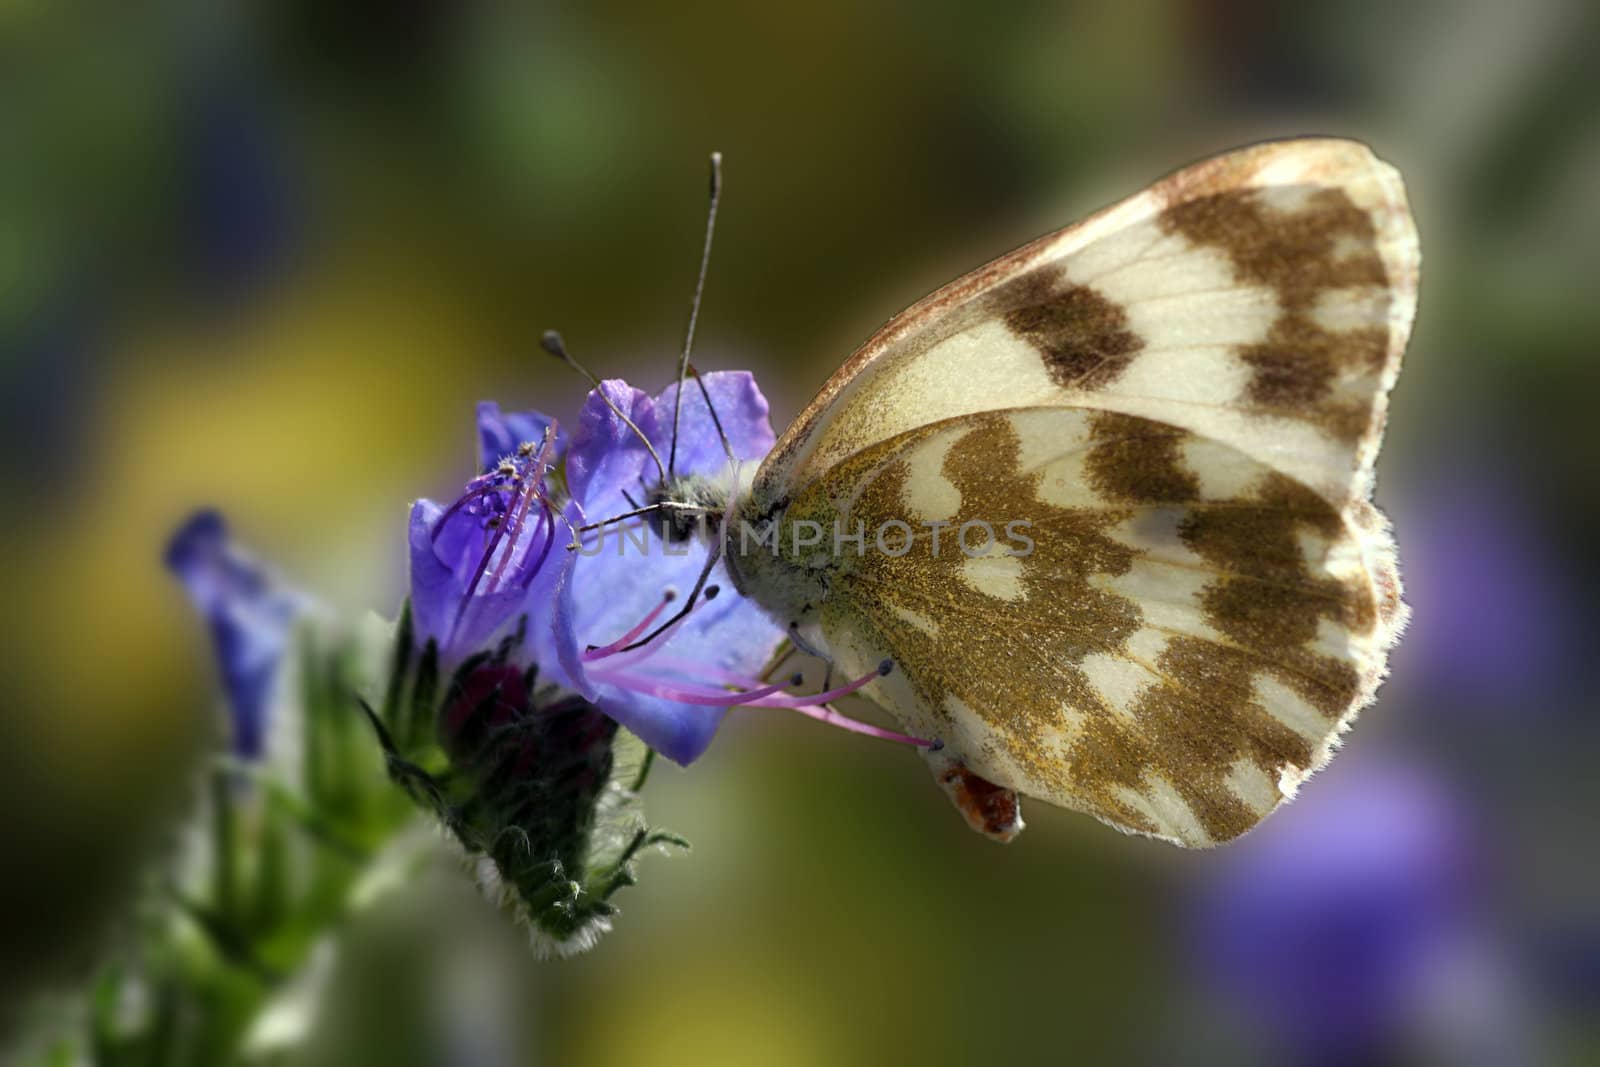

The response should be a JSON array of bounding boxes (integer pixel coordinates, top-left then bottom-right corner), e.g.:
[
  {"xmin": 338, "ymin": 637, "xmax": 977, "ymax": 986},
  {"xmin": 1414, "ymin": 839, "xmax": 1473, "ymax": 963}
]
[
  {"xmin": 865, "ymin": 580, "xmax": 1304, "ymax": 784},
  {"xmin": 846, "ymin": 569, "xmax": 1358, "ymax": 703}
]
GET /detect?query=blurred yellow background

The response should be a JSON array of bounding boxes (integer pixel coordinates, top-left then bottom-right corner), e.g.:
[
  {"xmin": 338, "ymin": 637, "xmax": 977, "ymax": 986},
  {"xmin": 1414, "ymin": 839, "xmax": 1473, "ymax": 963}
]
[{"xmin": 4, "ymin": 2, "xmax": 1598, "ymax": 1064}]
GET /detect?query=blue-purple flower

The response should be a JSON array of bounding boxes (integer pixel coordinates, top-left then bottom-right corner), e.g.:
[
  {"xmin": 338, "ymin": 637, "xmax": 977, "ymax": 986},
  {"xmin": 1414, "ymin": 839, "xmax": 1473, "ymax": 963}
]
[
  {"xmin": 536, "ymin": 374, "xmax": 789, "ymax": 765},
  {"xmin": 409, "ymin": 373, "xmax": 805, "ymax": 766},
  {"xmin": 1390, "ymin": 473, "xmax": 1576, "ymax": 713},
  {"xmin": 408, "ymin": 422, "xmax": 561, "ymax": 656},
  {"xmin": 165, "ymin": 510, "xmax": 304, "ymax": 759},
  {"xmin": 1185, "ymin": 757, "xmax": 1504, "ymax": 1061},
  {"xmin": 475, "ymin": 401, "xmax": 565, "ymax": 474},
  {"xmin": 405, "ymin": 372, "xmax": 925, "ymax": 767}
]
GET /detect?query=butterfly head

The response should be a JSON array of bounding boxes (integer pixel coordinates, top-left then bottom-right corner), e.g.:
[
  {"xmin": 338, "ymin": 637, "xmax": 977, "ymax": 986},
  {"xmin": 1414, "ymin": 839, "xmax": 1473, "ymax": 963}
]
[
  {"xmin": 641, "ymin": 473, "xmax": 733, "ymax": 544},
  {"xmin": 718, "ymin": 490, "xmax": 834, "ymax": 631}
]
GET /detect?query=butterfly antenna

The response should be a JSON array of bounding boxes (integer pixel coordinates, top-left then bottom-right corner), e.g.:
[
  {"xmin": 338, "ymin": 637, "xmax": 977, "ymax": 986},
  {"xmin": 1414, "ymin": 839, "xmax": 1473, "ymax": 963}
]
[
  {"xmin": 668, "ymin": 151, "xmax": 727, "ymax": 478},
  {"xmin": 688, "ymin": 362, "xmax": 737, "ymax": 464},
  {"xmin": 573, "ymin": 500, "xmax": 712, "ymax": 536},
  {"xmin": 541, "ymin": 329, "xmax": 667, "ymax": 483}
]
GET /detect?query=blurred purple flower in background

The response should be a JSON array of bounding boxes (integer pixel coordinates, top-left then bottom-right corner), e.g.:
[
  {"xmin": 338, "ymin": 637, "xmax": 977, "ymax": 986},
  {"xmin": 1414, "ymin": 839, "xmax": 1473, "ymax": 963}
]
[
  {"xmin": 1185, "ymin": 757, "xmax": 1528, "ymax": 1064},
  {"xmin": 178, "ymin": 57, "xmax": 300, "ymax": 303},
  {"xmin": 1390, "ymin": 472, "xmax": 1576, "ymax": 712},
  {"xmin": 165, "ymin": 510, "xmax": 305, "ymax": 758}
]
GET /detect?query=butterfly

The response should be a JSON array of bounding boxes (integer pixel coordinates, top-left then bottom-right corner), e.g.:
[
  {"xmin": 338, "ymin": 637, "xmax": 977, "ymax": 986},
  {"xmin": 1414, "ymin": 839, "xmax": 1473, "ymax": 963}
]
[{"xmin": 643, "ymin": 138, "xmax": 1418, "ymax": 847}]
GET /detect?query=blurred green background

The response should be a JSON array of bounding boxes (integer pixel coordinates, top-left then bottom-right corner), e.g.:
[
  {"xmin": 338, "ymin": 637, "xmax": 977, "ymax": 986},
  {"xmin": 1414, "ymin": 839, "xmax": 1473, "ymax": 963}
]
[{"xmin": 4, "ymin": 1, "xmax": 1598, "ymax": 1064}]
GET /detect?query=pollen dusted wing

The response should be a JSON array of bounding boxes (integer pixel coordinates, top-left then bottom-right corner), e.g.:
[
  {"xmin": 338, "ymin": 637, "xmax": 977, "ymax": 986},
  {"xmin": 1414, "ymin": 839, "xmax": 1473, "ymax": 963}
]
[
  {"xmin": 753, "ymin": 138, "xmax": 1418, "ymax": 513},
  {"xmin": 790, "ymin": 408, "xmax": 1403, "ymax": 847},
  {"xmin": 740, "ymin": 138, "xmax": 1416, "ymax": 844}
]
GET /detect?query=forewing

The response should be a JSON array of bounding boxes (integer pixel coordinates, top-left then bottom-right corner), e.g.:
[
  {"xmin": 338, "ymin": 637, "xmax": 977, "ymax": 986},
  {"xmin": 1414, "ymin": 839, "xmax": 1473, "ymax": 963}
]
[
  {"xmin": 754, "ymin": 138, "xmax": 1418, "ymax": 512},
  {"xmin": 795, "ymin": 408, "xmax": 1405, "ymax": 847}
]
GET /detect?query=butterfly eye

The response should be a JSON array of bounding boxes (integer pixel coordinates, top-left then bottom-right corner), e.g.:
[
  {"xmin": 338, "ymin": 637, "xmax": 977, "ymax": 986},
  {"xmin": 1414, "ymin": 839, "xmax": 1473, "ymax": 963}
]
[{"xmin": 639, "ymin": 483, "xmax": 728, "ymax": 545}]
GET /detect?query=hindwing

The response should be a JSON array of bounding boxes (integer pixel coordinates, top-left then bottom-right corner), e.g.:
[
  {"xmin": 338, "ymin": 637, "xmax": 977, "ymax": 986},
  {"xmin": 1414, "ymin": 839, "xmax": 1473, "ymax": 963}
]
[{"xmin": 778, "ymin": 408, "xmax": 1402, "ymax": 846}]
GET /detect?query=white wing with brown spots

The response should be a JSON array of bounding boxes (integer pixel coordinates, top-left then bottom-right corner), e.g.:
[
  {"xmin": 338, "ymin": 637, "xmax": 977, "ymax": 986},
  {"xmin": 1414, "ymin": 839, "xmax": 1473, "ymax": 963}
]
[
  {"xmin": 727, "ymin": 139, "xmax": 1416, "ymax": 845},
  {"xmin": 753, "ymin": 139, "xmax": 1417, "ymax": 514},
  {"xmin": 764, "ymin": 408, "xmax": 1404, "ymax": 846}
]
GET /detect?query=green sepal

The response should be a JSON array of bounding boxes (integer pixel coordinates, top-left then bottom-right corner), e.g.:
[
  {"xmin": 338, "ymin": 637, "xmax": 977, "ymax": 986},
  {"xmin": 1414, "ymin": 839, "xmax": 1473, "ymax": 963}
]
[{"xmin": 366, "ymin": 603, "xmax": 689, "ymax": 956}]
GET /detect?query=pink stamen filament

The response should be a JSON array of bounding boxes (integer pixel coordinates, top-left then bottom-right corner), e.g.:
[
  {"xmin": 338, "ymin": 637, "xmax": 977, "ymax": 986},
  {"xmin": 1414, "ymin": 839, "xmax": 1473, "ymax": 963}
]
[
  {"xmin": 450, "ymin": 509, "xmax": 518, "ymax": 635},
  {"xmin": 581, "ymin": 598, "xmax": 702, "ymax": 672},
  {"xmin": 586, "ymin": 670, "xmax": 797, "ymax": 706},
  {"xmin": 582, "ymin": 590, "xmax": 677, "ymax": 661},
  {"xmin": 615, "ymin": 656, "xmax": 758, "ymax": 687},
  {"xmin": 532, "ymin": 423, "xmax": 560, "ymax": 475},
  {"xmin": 479, "ymin": 471, "xmax": 539, "ymax": 596},
  {"xmin": 736, "ymin": 663, "xmax": 890, "ymax": 710},
  {"xmin": 772, "ymin": 703, "xmax": 938, "ymax": 748},
  {"xmin": 586, "ymin": 655, "xmax": 936, "ymax": 749},
  {"xmin": 568, "ymin": 489, "xmax": 931, "ymax": 748}
]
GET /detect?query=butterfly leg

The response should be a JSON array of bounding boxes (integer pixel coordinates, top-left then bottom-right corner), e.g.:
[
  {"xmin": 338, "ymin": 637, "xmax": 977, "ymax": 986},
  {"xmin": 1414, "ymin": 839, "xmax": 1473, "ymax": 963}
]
[
  {"xmin": 924, "ymin": 749, "xmax": 1024, "ymax": 843},
  {"xmin": 785, "ymin": 620, "xmax": 837, "ymax": 690}
]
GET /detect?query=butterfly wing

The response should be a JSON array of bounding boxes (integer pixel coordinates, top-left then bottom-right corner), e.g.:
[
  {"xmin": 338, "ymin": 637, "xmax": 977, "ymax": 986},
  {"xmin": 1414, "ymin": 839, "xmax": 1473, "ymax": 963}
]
[
  {"xmin": 735, "ymin": 138, "xmax": 1416, "ymax": 846},
  {"xmin": 779, "ymin": 407, "xmax": 1403, "ymax": 846},
  {"xmin": 751, "ymin": 138, "xmax": 1417, "ymax": 515}
]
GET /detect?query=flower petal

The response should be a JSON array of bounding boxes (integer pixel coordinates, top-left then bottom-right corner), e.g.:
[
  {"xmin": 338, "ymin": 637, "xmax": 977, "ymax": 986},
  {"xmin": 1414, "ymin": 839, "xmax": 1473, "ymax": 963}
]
[
  {"xmin": 476, "ymin": 401, "xmax": 566, "ymax": 474},
  {"xmin": 541, "ymin": 503, "xmax": 784, "ymax": 763},
  {"xmin": 513, "ymin": 373, "xmax": 783, "ymax": 763},
  {"xmin": 595, "ymin": 578, "xmax": 785, "ymax": 764},
  {"xmin": 165, "ymin": 510, "xmax": 303, "ymax": 759},
  {"xmin": 565, "ymin": 380, "xmax": 657, "ymax": 515},
  {"xmin": 412, "ymin": 490, "xmax": 559, "ymax": 656},
  {"xmin": 586, "ymin": 684, "xmax": 729, "ymax": 766},
  {"xmin": 407, "ymin": 499, "xmax": 457, "ymax": 649},
  {"xmin": 542, "ymin": 533, "xmax": 597, "ymax": 703},
  {"xmin": 644, "ymin": 370, "xmax": 776, "ymax": 477}
]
